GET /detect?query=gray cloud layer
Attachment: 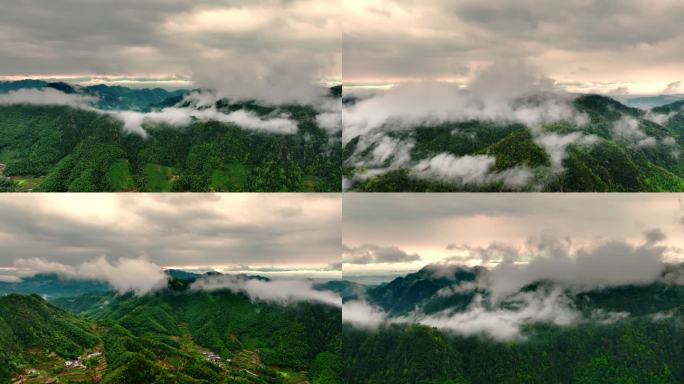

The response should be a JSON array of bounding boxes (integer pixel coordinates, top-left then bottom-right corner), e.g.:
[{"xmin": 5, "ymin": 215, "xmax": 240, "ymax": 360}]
[
  {"xmin": 0, "ymin": 194, "xmax": 341, "ymax": 273},
  {"xmin": 0, "ymin": 0, "xmax": 340, "ymax": 104},
  {"xmin": 344, "ymin": 0, "xmax": 684, "ymax": 93}
]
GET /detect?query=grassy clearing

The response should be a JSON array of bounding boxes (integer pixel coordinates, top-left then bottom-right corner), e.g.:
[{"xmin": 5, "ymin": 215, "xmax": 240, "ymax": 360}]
[
  {"xmin": 108, "ymin": 159, "xmax": 135, "ymax": 191},
  {"xmin": 143, "ymin": 163, "xmax": 173, "ymax": 192}
]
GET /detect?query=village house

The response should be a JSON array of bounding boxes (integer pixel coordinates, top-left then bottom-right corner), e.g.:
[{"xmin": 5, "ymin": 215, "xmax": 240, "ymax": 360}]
[
  {"xmin": 64, "ymin": 357, "xmax": 85, "ymax": 369},
  {"xmin": 202, "ymin": 351, "xmax": 222, "ymax": 364}
]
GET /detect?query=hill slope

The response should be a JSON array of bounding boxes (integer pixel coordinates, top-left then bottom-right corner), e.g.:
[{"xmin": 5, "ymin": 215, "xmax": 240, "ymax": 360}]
[{"xmin": 345, "ymin": 94, "xmax": 684, "ymax": 192}]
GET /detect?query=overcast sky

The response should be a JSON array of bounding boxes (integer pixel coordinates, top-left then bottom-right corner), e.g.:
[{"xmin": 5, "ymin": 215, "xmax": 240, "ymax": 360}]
[
  {"xmin": 0, "ymin": 194, "xmax": 341, "ymax": 278},
  {"xmin": 343, "ymin": 194, "xmax": 684, "ymax": 275},
  {"xmin": 0, "ymin": 0, "xmax": 340, "ymax": 98},
  {"xmin": 344, "ymin": 0, "xmax": 684, "ymax": 94}
]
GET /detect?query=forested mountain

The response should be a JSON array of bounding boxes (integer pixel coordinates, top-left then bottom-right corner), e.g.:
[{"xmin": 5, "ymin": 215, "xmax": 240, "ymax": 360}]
[
  {"xmin": 342, "ymin": 265, "xmax": 684, "ymax": 383},
  {"xmin": 0, "ymin": 81, "xmax": 341, "ymax": 192},
  {"xmin": 0, "ymin": 80, "xmax": 187, "ymax": 111},
  {"xmin": 0, "ymin": 294, "xmax": 100, "ymax": 382},
  {"xmin": 1, "ymin": 275, "xmax": 342, "ymax": 383},
  {"xmin": 0, "ymin": 274, "xmax": 110, "ymax": 299},
  {"xmin": 344, "ymin": 94, "xmax": 684, "ymax": 192}
]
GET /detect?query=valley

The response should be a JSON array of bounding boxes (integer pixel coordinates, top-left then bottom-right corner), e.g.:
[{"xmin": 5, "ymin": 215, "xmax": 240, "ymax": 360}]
[{"xmin": 0, "ymin": 273, "xmax": 342, "ymax": 384}]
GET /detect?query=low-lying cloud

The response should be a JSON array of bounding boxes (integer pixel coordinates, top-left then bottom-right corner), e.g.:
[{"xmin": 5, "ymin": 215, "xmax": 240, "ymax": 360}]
[
  {"xmin": 191, "ymin": 275, "xmax": 341, "ymax": 307},
  {"xmin": 412, "ymin": 153, "xmax": 534, "ymax": 189},
  {"xmin": 14, "ymin": 257, "xmax": 167, "ymax": 295},
  {"xmin": 0, "ymin": 88, "xmax": 96, "ymax": 107},
  {"xmin": 111, "ymin": 107, "xmax": 298, "ymax": 136},
  {"xmin": 449, "ymin": 231, "xmax": 668, "ymax": 299},
  {"xmin": 342, "ymin": 289, "xmax": 580, "ymax": 341},
  {"xmin": 342, "ymin": 300, "xmax": 388, "ymax": 329},
  {"xmin": 343, "ymin": 62, "xmax": 597, "ymax": 189},
  {"xmin": 411, "ymin": 289, "xmax": 579, "ymax": 340},
  {"xmin": 343, "ymin": 62, "xmax": 589, "ymax": 144}
]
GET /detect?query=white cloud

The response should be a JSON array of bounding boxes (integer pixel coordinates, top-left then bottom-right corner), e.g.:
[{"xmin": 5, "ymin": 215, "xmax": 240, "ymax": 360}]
[
  {"xmin": 191, "ymin": 275, "xmax": 341, "ymax": 307},
  {"xmin": 533, "ymin": 132, "xmax": 599, "ymax": 169},
  {"xmin": 0, "ymin": 88, "xmax": 96, "ymax": 107},
  {"xmin": 0, "ymin": 274, "xmax": 21, "ymax": 283},
  {"xmin": 342, "ymin": 300, "xmax": 388, "ymax": 329},
  {"xmin": 412, "ymin": 153, "xmax": 533, "ymax": 189},
  {"xmin": 410, "ymin": 289, "xmax": 579, "ymax": 340},
  {"xmin": 343, "ymin": 62, "xmax": 589, "ymax": 145},
  {"xmin": 14, "ymin": 257, "xmax": 168, "ymax": 295}
]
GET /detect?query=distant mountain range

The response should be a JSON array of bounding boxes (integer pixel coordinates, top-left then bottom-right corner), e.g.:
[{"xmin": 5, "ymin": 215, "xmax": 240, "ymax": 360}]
[
  {"xmin": 622, "ymin": 95, "xmax": 684, "ymax": 109},
  {"xmin": 0, "ymin": 79, "xmax": 188, "ymax": 111}
]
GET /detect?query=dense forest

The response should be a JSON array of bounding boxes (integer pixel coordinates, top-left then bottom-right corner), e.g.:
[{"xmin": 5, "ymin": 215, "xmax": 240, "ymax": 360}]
[
  {"xmin": 0, "ymin": 81, "xmax": 341, "ymax": 192},
  {"xmin": 0, "ymin": 274, "xmax": 341, "ymax": 383},
  {"xmin": 342, "ymin": 265, "xmax": 684, "ymax": 383},
  {"xmin": 344, "ymin": 94, "xmax": 684, "ymax": 192}
]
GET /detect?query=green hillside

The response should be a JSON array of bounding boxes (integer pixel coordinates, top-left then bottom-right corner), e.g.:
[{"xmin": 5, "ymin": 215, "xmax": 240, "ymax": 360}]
[
  {"xmin": 0, "ymin": 294, "xmax": 100, "ymax": 382},
  {"xmin": 1, "ymin": 280, "xmax": 342, "ymax": 383},
  {"xmin": 0, "ymin": 101, "xmax": 341, "ymax": 192},
  {"xmin": 342, "ymin": 266, "xmax": 684, "ymax": 383},
  {"xmin": 345, "ymin": 94, "xmax": 684, "ymax": 192}
]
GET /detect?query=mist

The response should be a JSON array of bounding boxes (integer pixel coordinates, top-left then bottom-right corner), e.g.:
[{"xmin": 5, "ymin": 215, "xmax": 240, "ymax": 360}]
[
  {"xmin": 14, "ymin": 257, "xmax": 167, "ymax": 295},
  {"xmin": 110, "ymin": 105, "xmax": 299, "ymax": 136},
  {"xmin": 0, "ymin": 88, "xmax": 96, "ymax": 107},
  {"xmin": 411, "ymin": 289, "xmax": 579, "ymax": 340},
  {"xmin": 191, "ymin": 274, "xmax": 342, "ymax": 307}
]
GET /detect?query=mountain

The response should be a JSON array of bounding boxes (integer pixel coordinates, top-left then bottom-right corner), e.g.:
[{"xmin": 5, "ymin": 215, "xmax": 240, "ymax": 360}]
[
  {"xmin": 0, "ymin": 294, "xmax": 100, "ymax": 382},
  {"xmin": 0, "ymin": 79, "xmax": 47, "ymax": 93},
  {"xmin": 82, "ymin": 84, "xmax": 187, "ymax": 111},
  {"xmin": 365, "ymin": 266, "xmax": 483, "ymax": 316},
  {"xmin": 0, "ymin": 85, "xmax": 342, "ymax": 192},
  {"xmin": 3, "ymin": 276, "xmax": 342, "ymax": 383},
  {"xmin": 345, "ymin": 94, "xmax": 684, "ymax": 192},
  {"xmin": 0, "ymin": 273, "xmax": 110, "ymax": 299},
  {"xmin": 343, "ymin": 266, "xmax": 684, "ymax": 384},
  {"xmin": 623, "ymin": 95, "xmax": 684, "ymax": 109},
  {"xmin": 0, "ymin": 80, "xmax": 186, "ymax": 111}
]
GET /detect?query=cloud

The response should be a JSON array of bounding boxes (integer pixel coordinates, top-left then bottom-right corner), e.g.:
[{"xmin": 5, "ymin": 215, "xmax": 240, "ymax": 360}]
[
  {"xmin": 344, "ymin": 0, "xmax": 684, "ymax": 94},
  {"xmin": 342, "ymin": 288, "xmax": 581, "ymax": 340},
  {"xmin": 342, "ymin": 300, "xmax": 388, "ymax": 329},
  {"xmin": 191, "ymin": 275, "xmax": 341, "ymax": 307},
  {"xmin": 0, "ymin": 88, "xmax": 304, "ymax": 137},
  {"xmin": 612, "ymin": 116, "xmax": 652, "ymax": 144},
  {"xmin": 110, "ymin": 106, "xmax": 299, "ymax": 136},
  {"xmin": 410, "ymin": 289, "xmax": 579, "ymax": 340},
  {"xmin": 0, "ymin": 194, "xmax": 341, "ymax": 273},
  {"xmin": 343, "ymin": 243, "xmax": 421, "ymax": 264},
  {"xmin": 0, "ymin": 274, "xmax": 21, "ymax": 283},
  {"xmin": 0, "ymin": 0, "xmax": 340, "ymax": 104},
  {"xmin": 14, "ymin": 257, "xmax": 167, "ymax": 295},
  {"xmin": 0, "ymin": 88, "xmax": 96, "ymax": 107},
  {"xmin": 663, "ymin": 81, "xmax": 681, "ymax": 94},
  {"xmin": 343, "ymin": 62, "xmax": 589, "ymax": 144},
  {"xmin": 533, "ymin": 132, "xmax": 599, "ymax": 169},
  {"xmin": 482, "ymin": 232, "xmax": 668, "ymax": 298},
  {"xmin": 644, "ymin": 111, "xmax": 675, "ymax": 125},
  {"xmin": 412, "ymin": 153, "xmax": 534, "ymax": 189}
]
